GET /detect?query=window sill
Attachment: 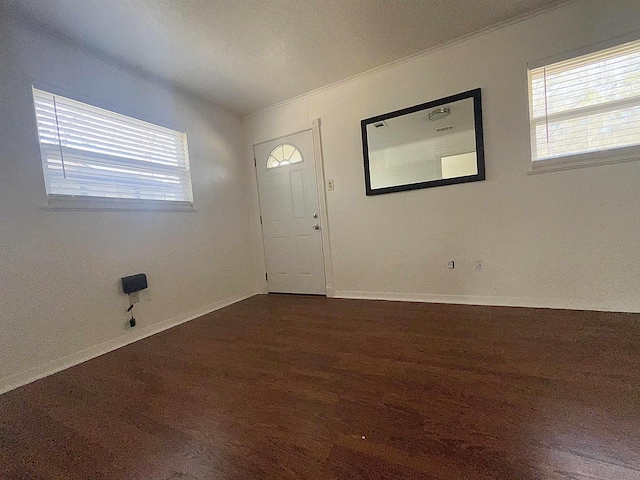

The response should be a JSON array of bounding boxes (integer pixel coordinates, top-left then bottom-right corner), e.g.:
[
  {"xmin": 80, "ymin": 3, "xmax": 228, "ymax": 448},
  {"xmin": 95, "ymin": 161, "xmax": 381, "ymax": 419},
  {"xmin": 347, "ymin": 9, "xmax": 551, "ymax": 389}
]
[
  {"xmin": 40, "ymin": 196, "xmax": 197, "ymax": 212},
  {"xmin": 527, "ymin": 146, "xmax": 640, "ymax": 175}
]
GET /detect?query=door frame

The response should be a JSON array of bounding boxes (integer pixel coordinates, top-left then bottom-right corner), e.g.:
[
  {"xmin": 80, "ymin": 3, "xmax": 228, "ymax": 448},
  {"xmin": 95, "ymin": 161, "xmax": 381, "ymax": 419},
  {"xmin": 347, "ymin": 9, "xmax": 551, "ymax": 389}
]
[{"xmin": 252, "ymin": 119, "xmax": 335, "ymax": 297}]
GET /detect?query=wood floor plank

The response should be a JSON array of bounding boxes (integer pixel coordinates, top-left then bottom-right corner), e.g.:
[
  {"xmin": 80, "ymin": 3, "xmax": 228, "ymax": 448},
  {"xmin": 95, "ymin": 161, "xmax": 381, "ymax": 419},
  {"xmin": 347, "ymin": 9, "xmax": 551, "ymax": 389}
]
[{"xmin": 1, "ymin": 294, "xmax": 639, "ymax": 479}]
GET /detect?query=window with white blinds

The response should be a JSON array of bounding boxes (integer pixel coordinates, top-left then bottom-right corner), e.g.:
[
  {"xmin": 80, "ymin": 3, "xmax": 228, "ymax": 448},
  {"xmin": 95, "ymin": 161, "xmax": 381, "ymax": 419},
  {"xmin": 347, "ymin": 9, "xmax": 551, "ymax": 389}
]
[
  {"xmin": 528, "ymin": 38, "xmax": 640, "ymax": 167},
  {"xmin": 33, "ymin": 88, "xmax": 194, "ymax": 204}
]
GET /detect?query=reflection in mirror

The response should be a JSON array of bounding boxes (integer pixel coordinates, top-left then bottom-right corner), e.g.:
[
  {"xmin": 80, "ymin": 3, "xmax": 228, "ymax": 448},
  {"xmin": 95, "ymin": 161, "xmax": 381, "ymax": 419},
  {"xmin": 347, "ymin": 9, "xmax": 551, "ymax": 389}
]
[{"xmin": 362, "ymin": 89, "xmax": 484, "ymax": 195}]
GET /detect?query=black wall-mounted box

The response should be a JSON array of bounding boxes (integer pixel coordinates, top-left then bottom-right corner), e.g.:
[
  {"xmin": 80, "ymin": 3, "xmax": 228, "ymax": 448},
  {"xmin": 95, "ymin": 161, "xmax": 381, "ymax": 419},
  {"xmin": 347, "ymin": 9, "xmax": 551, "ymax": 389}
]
[{"xmin": 121, "ymin": 273, "xmax": 148, "ymax": 294}]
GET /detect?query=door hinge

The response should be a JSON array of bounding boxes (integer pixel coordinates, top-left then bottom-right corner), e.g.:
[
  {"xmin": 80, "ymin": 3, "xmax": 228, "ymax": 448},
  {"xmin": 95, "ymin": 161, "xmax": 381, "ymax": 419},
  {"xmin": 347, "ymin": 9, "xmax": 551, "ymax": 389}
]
[
  {"xmin": 265, "ymin": 272, "xmax": 268, "ymax": 281},
  {"xmin": 259, "ymin": 215, "xmax": 262, "ymax": 224},
  {"xmin": 254, "ymin": 157, "xmax": 257, "ymax": 167}
]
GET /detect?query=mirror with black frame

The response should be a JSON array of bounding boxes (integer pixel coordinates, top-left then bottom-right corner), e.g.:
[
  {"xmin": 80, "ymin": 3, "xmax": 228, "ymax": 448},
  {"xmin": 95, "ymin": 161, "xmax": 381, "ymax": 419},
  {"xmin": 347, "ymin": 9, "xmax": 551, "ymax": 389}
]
[{"xmin": 361, "ymin": 88, "xmax": 485, "ymax": 196}]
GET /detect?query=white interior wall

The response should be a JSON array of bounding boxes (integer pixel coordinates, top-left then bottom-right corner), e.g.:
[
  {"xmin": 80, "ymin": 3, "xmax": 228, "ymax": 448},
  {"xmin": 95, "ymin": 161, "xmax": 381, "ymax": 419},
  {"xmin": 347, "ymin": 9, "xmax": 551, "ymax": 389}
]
[
  {"xmin": 243, "ymin": 0, "xmax": 640, "ymax": 313},
  {"xmin": 0, "ymin": 16, "xmax": 259, "ymax": 392}
]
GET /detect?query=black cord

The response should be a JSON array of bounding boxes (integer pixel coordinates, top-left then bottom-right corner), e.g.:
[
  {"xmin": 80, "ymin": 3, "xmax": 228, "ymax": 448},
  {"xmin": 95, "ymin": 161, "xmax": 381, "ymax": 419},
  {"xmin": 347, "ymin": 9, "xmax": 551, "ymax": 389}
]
[{"xmin": 127, "ymin": 303, "xmax": 136, "ymax": 327}]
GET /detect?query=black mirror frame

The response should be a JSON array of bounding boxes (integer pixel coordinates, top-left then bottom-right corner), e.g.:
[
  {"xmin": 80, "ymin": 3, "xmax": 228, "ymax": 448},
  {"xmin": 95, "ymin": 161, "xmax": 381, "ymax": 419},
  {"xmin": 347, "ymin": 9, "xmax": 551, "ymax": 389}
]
[{"xmin": 361, "ymin": 88, "xmax": 485, "ymax": 196}]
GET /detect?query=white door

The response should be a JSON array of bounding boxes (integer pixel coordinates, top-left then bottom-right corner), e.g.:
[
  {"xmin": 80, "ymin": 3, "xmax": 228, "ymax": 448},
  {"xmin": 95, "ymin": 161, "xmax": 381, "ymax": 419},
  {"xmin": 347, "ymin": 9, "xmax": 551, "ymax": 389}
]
[{"xmin": 254, "ymin": 130, "xmax": 326, "ymax": 295}]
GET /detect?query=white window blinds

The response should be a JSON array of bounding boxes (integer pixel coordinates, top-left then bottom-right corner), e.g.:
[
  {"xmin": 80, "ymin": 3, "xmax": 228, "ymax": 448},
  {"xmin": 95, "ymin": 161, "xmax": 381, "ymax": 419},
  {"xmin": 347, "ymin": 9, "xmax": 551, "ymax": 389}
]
[
  {"xmin": 33, "ymin": 88, "xmax": 194, "ymax": 203},
  {"xmin": 529, "ymin": 38, "xmax": 640, "ymax": 163}
]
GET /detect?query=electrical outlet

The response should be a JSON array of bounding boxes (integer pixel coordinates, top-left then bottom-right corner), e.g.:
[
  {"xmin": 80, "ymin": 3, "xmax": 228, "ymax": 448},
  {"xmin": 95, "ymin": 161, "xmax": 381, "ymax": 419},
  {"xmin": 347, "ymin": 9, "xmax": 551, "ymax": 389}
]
[
  {"xmin": 327, "ymin": 179, "xmax": 335, "ymax": 191},
  {"xmin": 447, "ymin": 260, "xmax": 455, "ymax": 269},
  {"xmin": 141, "ymin": 289, "xmax": 151, "ymax": 301},
  {"xmin": 129, "ymin": 291, "xmax": 140, "ymax": 304}
]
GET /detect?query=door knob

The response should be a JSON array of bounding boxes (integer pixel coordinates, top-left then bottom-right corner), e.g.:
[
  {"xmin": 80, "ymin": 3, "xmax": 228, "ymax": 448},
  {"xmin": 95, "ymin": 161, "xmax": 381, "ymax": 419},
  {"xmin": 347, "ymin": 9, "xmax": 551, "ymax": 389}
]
[
  {"xmin": 313, "ymin": 224, "xmax": 320, "ymax": 230},
  {"xmin": 313, "ymin": 213, "xmax": 318, "ymax": 219}
]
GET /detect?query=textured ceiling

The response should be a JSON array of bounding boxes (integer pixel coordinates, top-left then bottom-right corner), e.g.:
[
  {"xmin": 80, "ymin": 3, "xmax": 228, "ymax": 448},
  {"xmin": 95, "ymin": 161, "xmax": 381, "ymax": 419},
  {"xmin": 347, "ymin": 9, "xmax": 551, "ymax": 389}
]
[{"xmin": 5, "ymin": 0, "xmax": 569, "ymax": 115}]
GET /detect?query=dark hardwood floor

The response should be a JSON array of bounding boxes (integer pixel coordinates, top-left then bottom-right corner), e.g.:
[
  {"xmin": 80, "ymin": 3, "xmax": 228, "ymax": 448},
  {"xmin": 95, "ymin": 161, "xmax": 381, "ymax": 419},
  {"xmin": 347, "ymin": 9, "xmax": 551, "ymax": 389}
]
[{"xmin": 1, "ymin": 294, "xmax": 640, "ymax": 479}]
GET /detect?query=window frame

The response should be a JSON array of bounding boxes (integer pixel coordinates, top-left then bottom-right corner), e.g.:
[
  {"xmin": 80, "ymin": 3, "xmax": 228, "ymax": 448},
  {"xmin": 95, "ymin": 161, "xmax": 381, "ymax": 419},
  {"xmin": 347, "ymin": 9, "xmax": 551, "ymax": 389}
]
[
  {"xmin": 527, "ymin": 33, "xmax": 640, "ymax": 175},
  {"xmin": 266, "ymin": 143, "xmax": 304, "ymax": 170},
  {"xmin": 31, "ymin": 84, "xmax": 196, "ymax": 211}
]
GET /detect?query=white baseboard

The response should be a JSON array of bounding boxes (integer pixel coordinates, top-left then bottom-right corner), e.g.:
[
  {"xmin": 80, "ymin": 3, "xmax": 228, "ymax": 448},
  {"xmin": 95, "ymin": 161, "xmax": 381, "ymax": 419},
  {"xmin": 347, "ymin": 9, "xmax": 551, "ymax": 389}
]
[
  {"xmin": 0, "ymin": 291, "xmax": 258, "ymax": 395},
  {"xmin": 334, "ymin": 290, "xmax": 637, "ymax": 313}
]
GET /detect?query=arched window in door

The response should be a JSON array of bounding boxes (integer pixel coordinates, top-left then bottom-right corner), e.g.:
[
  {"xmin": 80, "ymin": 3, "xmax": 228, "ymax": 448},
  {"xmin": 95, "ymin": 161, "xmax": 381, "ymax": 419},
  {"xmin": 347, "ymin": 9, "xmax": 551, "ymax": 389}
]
[{"xmin": 266, "ymin": 144, "xmax": 303, "ymax": 169}]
